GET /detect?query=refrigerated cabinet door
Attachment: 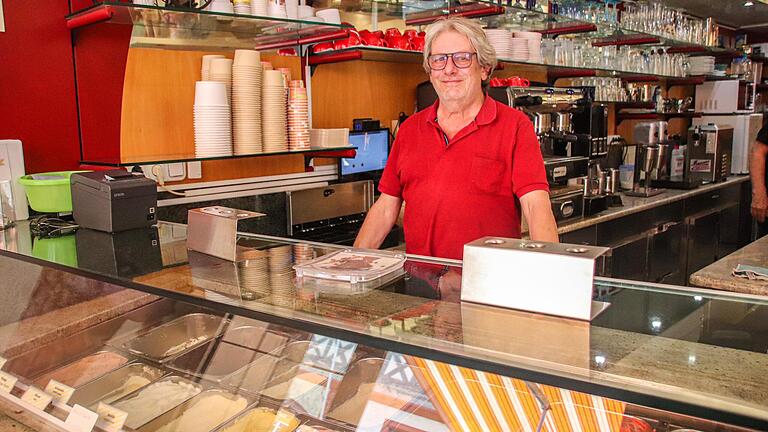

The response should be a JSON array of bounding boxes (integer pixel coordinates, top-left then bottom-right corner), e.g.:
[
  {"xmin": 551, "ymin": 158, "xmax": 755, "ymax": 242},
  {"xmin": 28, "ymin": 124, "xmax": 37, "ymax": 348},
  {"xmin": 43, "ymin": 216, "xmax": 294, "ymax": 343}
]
[
  {"xmin": 685, "ymin": 210, "xmax": 720, "ymax": 279},
  {"xmin": 648, "ymin": 221, "xmax": 685, "ymax": 285},
  {"xmin": 607, "ymin": 233, "xmax": 649, "ymax": 281}
]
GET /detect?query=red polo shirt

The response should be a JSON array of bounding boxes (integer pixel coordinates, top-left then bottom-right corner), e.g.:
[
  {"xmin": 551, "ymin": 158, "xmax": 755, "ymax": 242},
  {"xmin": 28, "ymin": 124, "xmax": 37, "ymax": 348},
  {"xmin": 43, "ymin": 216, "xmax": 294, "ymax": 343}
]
[{"xmin": 379, "ymin": 95, "xmax": 549, "ymax": 260}]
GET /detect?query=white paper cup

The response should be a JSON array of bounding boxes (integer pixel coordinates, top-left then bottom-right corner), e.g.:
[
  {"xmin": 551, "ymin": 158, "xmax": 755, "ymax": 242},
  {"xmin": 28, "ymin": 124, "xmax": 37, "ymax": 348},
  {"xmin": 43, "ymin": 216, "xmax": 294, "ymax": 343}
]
[
  {"xmin": 315, "ymin": 8, "xmax": 341, "ymax": 24},
  {"xmin": 285, "ymin": 0, "xmax": 299, "ymax": 18},
  {"xmin": 234, "ymin": 49, "xmax": 261, "ymax": 66},
  {"xmin": 210, "ymin": 58, "xmax": 233, "ymax": 76},
  {"xmin": 298, "ymin": 5, "xmax": 314, "ymax": 18},
  {"xmin": 263, "ymin": 70, "xmax": 286, "ymax": 87},
  {"xmin": 194, "ymin": 81, "xmax": 229, "ymax": 106}
]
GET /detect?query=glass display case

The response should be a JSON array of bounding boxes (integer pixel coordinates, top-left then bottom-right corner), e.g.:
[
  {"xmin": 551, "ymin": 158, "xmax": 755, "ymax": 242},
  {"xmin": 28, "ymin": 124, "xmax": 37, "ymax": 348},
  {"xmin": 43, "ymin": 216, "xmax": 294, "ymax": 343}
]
[{"xmin": 0, "ymin": 221, "xmax": 765, "ymax": 431}]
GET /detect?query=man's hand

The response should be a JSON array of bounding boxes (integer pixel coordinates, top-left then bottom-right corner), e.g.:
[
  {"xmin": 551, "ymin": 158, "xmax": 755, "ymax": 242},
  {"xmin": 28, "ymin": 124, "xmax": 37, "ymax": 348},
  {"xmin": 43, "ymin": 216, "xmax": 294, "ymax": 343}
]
[{"xmin": 753, "ymin": 190, "xmax": 768, "ymax": 223}]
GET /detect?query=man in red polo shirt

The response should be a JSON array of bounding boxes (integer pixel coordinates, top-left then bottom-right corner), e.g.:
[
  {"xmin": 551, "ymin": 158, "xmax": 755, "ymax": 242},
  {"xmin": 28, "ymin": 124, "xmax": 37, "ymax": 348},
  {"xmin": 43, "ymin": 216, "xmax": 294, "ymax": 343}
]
[{"xmin": 354, "ymin": 17, "xmax": 558, "ymax": 260}]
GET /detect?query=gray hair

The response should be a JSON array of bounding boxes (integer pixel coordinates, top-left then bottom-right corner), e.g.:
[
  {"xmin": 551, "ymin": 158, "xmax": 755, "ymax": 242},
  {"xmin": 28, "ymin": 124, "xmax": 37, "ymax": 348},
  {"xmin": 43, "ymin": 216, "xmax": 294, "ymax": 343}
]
[{"xmin": 422, "ymin": 17, "xmax": 497, "ymax": 83}]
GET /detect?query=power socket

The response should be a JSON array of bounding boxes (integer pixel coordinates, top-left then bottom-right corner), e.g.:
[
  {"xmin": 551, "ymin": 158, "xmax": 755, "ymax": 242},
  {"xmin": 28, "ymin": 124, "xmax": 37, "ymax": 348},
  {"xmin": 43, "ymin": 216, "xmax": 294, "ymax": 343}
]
[{"xmin": 187, "ymin": 161, "xmax": 202, "ymax": 179}]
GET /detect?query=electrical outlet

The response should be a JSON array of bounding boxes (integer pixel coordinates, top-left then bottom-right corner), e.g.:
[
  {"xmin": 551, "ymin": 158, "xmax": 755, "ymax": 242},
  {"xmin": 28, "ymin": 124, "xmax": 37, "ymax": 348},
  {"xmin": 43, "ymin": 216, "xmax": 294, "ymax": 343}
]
[
  {"xmin": 165, "ymin": 162, "xmax": 185, "ymax": 181},
  {"xmin": 187, "ymin": 161, "xmax": 202, "ymax": 179}
]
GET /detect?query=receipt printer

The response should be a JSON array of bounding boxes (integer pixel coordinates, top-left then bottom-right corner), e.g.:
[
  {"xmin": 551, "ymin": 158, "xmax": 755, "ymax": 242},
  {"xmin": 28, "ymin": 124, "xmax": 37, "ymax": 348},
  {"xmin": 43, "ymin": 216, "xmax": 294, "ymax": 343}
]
[{"xmin": 71, "ymin": 170, "xmax": 157, "ymax": 232}]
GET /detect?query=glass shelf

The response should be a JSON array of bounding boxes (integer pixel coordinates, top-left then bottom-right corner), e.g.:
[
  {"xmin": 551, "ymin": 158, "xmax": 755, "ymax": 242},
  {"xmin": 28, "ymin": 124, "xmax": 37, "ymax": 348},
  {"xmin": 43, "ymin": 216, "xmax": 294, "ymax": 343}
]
[
  {"xmin": 67, "ymin": 2, "xmax": 351, "ymax": 49},
  {"xmin": 309, "ymin": 46, "xmax": 689, "ymax": 81},
  {"xmin": 80, "ymin": 146, "xmax": 357, "ymax": 167}
]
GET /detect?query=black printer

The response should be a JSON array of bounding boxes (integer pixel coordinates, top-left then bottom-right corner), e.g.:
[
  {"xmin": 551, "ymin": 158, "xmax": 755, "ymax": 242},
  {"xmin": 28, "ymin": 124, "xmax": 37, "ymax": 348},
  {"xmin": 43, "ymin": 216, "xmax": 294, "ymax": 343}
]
[{"xmin": 71, "ymin": 170, "xmax": 157, "ymax": 233}]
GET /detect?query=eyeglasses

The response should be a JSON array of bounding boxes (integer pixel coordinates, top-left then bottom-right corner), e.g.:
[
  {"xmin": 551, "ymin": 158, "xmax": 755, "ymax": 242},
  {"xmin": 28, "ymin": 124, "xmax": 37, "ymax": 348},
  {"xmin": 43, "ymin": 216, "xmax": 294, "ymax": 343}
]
[{"xmin": 428, "ymin": 52, "xmax": 477, "ymax": 70}]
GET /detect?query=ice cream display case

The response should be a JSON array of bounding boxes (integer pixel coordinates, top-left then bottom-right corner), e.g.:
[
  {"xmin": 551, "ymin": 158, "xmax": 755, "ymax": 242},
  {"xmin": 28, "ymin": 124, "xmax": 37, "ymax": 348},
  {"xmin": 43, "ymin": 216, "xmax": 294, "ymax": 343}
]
[{"xmin": 0, "ymin": 221, "xmax": 766, "ymax": 431}]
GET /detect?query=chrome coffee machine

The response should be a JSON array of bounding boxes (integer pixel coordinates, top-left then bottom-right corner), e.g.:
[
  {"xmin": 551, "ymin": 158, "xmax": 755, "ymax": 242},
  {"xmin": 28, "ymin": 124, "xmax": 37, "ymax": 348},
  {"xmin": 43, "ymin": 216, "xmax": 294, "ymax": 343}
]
[{"xmin": 687, "ymin": 124, "xmax": 734, "ymax": 184}]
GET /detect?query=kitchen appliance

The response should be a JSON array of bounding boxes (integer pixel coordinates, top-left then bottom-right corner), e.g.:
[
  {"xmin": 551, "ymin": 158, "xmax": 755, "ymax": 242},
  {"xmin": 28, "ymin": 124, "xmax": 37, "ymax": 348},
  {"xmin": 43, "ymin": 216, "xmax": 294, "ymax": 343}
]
[
  {"xmin": 625, "ymin": 144, "xmax": 667, "ymax": 197},
  {"xmin": 461, "ymin": 237, "xmax": 610, "ymax": 321},
  {"xmin": 693, "ymin": 113, "xmax": 763, "ymax": 174},
  {"xmin": 632, "ymin": 121, "xmax": 661, "ymax": 145},
  {"xmin": 571, "ymin": 101, "xmax": 609, "ymax": 159},
  {"xmin": 286, "ymin": 180, "xmax": 402, "ymax": 247},
  {"xmin": 650, "ymin": 137, "xmax": 702, "ymax": 190},
  {"xmin": 75, "ymin": 227, "xmax": 163, "ymax": 278},
  {"xmin": 0, "ymin": 140, "xmax": 28, "ymax": 221},
  {"xmin": 549, "ymin": 186, "xmax": 583, "ymax": 222},
  {"xmin": 695, "ymin": 79, "xmax": 755, "ymax": 113},
  {"xmin": 687, "ymin": 124, "xmax": 734, "ymax": 184},
  {"xmin": 71, "ymin": 170, "xmax": 158, "ymax": 233}
]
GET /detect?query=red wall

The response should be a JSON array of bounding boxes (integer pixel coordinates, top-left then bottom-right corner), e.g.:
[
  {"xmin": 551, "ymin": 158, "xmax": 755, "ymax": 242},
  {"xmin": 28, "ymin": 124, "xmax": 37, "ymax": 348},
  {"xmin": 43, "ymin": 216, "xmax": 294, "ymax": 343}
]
[{"xmin": 0, "ymin": 1, "xmax": 80, "ymax": 173}]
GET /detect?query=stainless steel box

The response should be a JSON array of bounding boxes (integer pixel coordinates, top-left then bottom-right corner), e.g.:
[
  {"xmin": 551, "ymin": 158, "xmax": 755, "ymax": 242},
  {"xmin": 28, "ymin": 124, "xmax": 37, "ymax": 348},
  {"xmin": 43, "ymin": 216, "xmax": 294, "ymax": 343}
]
[{"xmin": 461, "ymin": 237, "xmax": 609, "ymax": 321}]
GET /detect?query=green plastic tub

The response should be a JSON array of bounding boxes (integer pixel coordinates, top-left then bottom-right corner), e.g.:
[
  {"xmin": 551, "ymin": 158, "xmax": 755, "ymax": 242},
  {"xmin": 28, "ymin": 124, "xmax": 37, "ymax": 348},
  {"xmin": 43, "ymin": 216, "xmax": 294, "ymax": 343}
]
[{"xmin": 18, "ymin": 171, "xmax": 90, "ymax": 213}]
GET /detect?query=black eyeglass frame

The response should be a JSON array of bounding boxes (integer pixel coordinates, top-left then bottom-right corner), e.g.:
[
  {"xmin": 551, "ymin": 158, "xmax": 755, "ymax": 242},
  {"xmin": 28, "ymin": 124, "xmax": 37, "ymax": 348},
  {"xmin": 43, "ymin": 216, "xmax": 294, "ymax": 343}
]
[{"xmin": 427, "ymin": 52, "xmax": 478, "ymax": 71}]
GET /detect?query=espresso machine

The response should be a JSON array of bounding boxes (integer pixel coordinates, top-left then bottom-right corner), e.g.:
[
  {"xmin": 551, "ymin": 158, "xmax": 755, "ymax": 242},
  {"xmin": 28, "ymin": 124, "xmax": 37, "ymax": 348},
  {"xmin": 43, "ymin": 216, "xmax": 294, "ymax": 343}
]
[
  {"xmin": 625, "ymin": 121, "xmax": 669, "ymax": 197},
  {"xmin": 500, "ymin": 86, "xmax": 590, "ymax": 222}
]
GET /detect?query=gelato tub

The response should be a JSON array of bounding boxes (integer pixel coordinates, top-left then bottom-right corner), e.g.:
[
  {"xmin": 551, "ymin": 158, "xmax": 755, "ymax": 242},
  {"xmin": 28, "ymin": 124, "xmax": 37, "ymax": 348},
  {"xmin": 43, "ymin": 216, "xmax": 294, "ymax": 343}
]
[
  {"xmin": 69, "ymin": 363, "xmax": 165, "ymax": 408},
  {"xmin": 113, "ymin": 376, "xmax": 202, "ymax": 429},
  {"xmin": 168, "ymin": 340, "xmax": 262, "ymax": 382},
  {"xmin": 139, "ymin": 390, "xmax": 248, "ymax": 432},
  {"xmin": 33, "ymin": 351, "xmax": 128, "ymax": 388},
  {"xmin": 218, "ymin": 407, "xmax": 301, "ymax": 432},
  {"xmin": 123, "ymin": 314, "xmax": 227, "ymax": 361}
]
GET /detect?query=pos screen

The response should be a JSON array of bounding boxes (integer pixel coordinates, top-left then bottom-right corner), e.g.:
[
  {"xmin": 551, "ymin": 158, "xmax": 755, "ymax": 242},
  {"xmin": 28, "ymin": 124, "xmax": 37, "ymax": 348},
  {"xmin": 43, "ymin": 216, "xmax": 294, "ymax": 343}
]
[{"xmin": 339, "ymin": 129, "xmax": 390, "ymax": 182}]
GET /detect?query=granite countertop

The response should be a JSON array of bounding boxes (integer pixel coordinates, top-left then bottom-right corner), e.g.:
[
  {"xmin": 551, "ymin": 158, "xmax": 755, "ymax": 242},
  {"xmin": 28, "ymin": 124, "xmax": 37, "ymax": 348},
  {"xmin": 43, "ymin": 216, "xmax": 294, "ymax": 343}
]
[
  {"xmin": 555, "ymin": 176, "xmax": 750, "ymax": 235},
  {"xmin": 689, "ymin": 236, "xmax": 768, "ymax": 295}
]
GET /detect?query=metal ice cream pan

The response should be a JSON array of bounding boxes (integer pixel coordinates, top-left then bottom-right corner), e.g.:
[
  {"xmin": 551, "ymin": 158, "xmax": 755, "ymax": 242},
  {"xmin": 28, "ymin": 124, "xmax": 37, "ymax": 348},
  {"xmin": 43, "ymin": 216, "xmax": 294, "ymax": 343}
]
[
  {"xmin": 111, "ymin": 375, "xmax": 204, "ymax": 430},
  {"xmin": 136, "ymin": 389, "xmax": 251, "ymax": 432},
  {"xmin": 68, "ymin": 362, "xmax": 166, "ymax": 409},
  {"xmin": 122, "ymin": 313, "xmax": 229, "ymax": 361},
  {"xmin": 167, "ymin": 339, "xmax": 263, "ymax": 383}
]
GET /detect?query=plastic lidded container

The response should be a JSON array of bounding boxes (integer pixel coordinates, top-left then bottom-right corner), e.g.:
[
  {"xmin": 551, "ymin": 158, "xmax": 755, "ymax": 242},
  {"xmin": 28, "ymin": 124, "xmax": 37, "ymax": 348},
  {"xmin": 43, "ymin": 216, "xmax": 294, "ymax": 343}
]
[{"xmin": 293, "ymin": 249, "xmax": 406, "ymax": 284}]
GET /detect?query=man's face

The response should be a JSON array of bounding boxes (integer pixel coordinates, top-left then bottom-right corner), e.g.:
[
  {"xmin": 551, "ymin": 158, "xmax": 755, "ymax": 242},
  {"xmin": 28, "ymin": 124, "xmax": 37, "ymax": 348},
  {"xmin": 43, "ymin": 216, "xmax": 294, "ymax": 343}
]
[{"xmin": 428, "ymin": 30, "xmax": 488, "ymax": 105}]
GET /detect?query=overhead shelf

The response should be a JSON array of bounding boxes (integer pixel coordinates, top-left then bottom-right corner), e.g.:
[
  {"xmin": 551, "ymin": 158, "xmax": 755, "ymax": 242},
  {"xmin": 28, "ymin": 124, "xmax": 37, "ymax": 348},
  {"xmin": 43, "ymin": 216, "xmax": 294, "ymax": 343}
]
[
  {"xmin": 616, "ymin": 111, "xmax": 701, "ymax": 124},
  {"xmin": 66, "ymin": 2, "xmax": 351, "ymax": 50},
  {"xmin": 81, "ymin": 146, "xmax": 357, "ymax": 168}
]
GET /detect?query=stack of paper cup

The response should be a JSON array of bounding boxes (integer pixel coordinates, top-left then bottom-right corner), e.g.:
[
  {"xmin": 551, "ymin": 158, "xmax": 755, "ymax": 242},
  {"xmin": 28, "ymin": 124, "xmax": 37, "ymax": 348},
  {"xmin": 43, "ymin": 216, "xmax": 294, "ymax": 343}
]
[
  {"xmin": 262, "ymin": 69, "xmax": 288, "ymax": 152},
  {"xmin": 201, "ymin": 54, "xmax": 225, "ymax": 81},
  {"xmin": 194, "ymin": 81, "xmax": 233, "ymax": 158},
  {"xmin": 209, "ymin": 58, "xmax": 234, "ymax": 104},
  {"xmin": 251, "ymin": 0, "xmax": 268, "ymax": 16},
  {"xmin": 514, "ymin": 31, "xmax": 542, "ymax": 63},
  {"xmin": 207, "ymin": 0, "xmax": 234, "ymax": 13},
  {"xmin": 237, "ymin": 250, "xmax": 270, "ymax": 299},
  {"xmin": 268, "ymin": 0, "xmax": 287, "ymax": 18},
  {"xmin": 261, "ymin": 61, "xmax": 273, "ymax": 71},
  {"xmin": 315, "ymin": 8, "xmax": 341, "ymax": 24},
  {"xmin": 277, "ymin": 67, "xmax": 292, "ymax": 83},
  {"xmin": 232, "ymin": 49, "xmax": 263, "ymax": 155},
  {"xmin": 288, "ymin": 82, "xmax": 310, "ymax": 151},
  {"xmin": 233, "ymin": 0, "xmax": 250, "ymax": 14}
]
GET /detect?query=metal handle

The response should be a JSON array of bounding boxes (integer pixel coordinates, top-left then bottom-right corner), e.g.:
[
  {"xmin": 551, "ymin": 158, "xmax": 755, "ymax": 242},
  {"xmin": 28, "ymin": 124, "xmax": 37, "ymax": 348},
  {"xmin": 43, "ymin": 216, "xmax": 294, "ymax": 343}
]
[
  {"xmin": 560, "ymin": 201, "xmax": 574, "ymax": 218},
  {"xmin": 654, "ymin": 221, "xmax": 680, "ymax": 234}
]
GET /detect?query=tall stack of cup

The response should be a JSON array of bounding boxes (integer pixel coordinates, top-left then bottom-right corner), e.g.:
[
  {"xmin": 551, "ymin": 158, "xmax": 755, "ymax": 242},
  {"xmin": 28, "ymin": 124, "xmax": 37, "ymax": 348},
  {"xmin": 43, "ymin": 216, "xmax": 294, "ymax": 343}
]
[
  {"xmin": 288, "ymin": 81, "xmax": 310, "ymax": 151},
  {"xmin": 251, "ymin": 0, "xmax": 267, "ymax": 15},
  {"xmin": 201, "ymin": 55, "xmax": 225, "ymax": 81},
  {"xmin": 262, "ymin": 69, "xmax": 288, "ymax": 152},
  {"xmin": 193, "ymin": 81, "xmax": 233, "ymax": 157},
  {"xmin": 233, "ymin": 0, "xmax": 250, "ymax": 14},
  {"xmin": 232, "ymin": 50, "xmax": 263, "ymax": 155},
  {"xmin": 209, "ymin": 58, "xmax": 234, "ymax": 104}
]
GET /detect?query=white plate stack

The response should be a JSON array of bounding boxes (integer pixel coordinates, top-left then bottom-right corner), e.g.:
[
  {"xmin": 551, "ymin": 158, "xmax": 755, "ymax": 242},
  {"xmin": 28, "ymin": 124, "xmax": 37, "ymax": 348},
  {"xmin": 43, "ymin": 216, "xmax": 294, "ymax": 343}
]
[
  {"xmin": 232, "ymin": 49, "xmax": 263, "ymax": 155},
  {"xmin": 509, "ymin": 36, "xmax": 529, "ymax": 61},
  {"xmin": 201, "ymin": 54, "xmax": 224, "ymax": 81},
  {"xmin": 207, "ymin": 0, "xmax": 234, "ymax": 13},
  {"xmin": 689, "ymin": 56, "xmax": 715, "ymax": 75},
  {"xmin": 251, "ymin": 0, "xmax": 267, "ymax": 16},
  {"xmin": 233, "ymin": 0, "xmax": 250, "ymax": 14},
  {"xmin": 237, "ymin": 249, "xmax": 270, "ymax": 298},
  {"xmin": 485, "ymin": 29, "xmax": 513, "ymax": 58},
  {"xmin": 287, "ymin": 81, "xmax": 310, "ymax": 151},
  {"xmin": 515, "ymin": 31, "xmax": 542, "ymax": 63},
  {"xmin": 262, "ymin": 69, "xmax": 288, "ymax": 152},
  {"xmin": 193, "ymin": 81, "xmax": 233, "ymax": 158},
  {"xmin": 209, "ymin": 58, "xmax": 234, "ymax": 105}
]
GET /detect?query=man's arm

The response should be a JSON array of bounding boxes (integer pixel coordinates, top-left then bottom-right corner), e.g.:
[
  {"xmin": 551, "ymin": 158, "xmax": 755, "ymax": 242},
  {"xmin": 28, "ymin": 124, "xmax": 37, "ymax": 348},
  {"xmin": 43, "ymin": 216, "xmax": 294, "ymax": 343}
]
[
  {"xmin": 750, "ymin": 140, "xmax": 768, "ymax": 223},
  {"xmin": 354, "ymin": 193, "xmax": 403, "ymax": 249},
  {"xmin": 519, "ymin": 190, "xmax": 559, "ymax": 243}
]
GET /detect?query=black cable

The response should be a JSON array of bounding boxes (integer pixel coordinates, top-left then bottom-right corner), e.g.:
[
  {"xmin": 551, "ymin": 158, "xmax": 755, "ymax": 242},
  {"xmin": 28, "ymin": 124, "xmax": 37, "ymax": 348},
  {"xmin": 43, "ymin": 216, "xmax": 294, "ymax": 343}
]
[{"xmin": 30, "ymin": 216, "xmax": 80, "ymax": 238}]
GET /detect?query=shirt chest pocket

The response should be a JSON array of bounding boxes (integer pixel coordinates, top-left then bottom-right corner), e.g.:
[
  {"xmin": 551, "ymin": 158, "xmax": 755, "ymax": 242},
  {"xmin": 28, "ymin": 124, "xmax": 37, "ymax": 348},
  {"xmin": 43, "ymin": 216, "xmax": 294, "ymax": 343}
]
[{"xmin": 470, "ymin": 156, "xmax": 512, "ymax": 196}]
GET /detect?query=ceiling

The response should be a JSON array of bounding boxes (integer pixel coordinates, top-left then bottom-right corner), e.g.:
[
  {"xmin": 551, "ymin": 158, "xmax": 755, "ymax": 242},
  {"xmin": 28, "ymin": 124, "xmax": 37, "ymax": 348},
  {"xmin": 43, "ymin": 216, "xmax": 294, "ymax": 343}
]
[{"xmin": 664, "ymin": 0, "xmax": 768, "ymax": 29}]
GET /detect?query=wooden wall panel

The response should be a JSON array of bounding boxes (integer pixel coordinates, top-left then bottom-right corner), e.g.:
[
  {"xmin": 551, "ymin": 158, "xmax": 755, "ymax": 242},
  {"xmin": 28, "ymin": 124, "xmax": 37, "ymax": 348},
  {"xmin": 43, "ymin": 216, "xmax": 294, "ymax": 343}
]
[{"xmin": 120, "ymin": 48, "xmax": 304, "ymax": 182}]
